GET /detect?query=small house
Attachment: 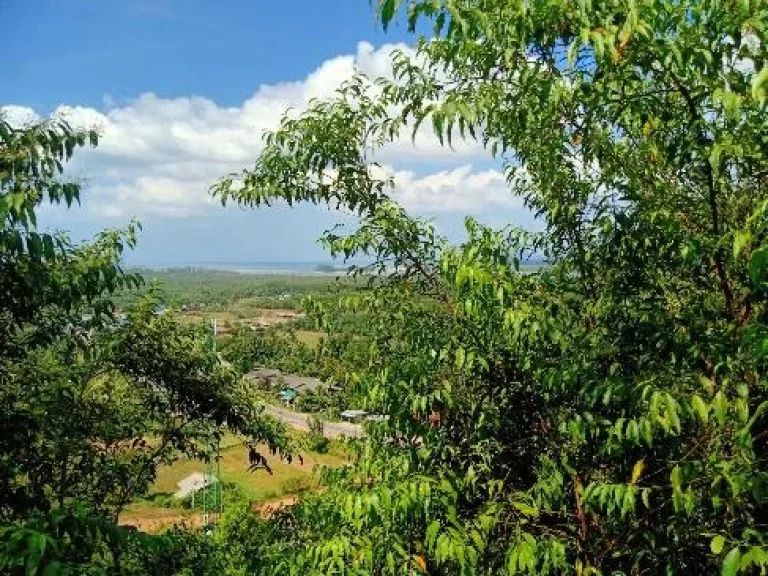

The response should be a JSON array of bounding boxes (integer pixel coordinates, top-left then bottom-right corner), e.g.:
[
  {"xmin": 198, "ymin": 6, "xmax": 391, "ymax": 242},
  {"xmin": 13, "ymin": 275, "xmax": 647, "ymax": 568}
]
[
  {"xmin": 340, "ymin": 409, "xmax": 368, "ymax": 422},
  {"xmin": 278, "ymin": 388, "xmax": 299, "ymax": 405},
  {"xmin": 174, "ymin": 472, "xmax": 218, "ymax": 499},
  {"xmin": 281, "ymin": 374, "xmax": 324, "ymax": 394},
  {"xmin": 245, "ymin": 368, "xmax": 283, "ymax": 386}
]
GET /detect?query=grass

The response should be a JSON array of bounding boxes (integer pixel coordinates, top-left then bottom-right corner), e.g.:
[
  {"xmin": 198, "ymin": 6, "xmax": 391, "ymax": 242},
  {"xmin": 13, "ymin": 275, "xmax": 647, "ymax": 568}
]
[
  {"xmin": 296, "ymin": 330, "xmax": 324, "ymax": 348},
  {"xmin": 121, "ymin": 436, "xmax": 349, "ymax": 528},
  {"xmin": 150, "ymin": 437, "xmax": 347, "ymax": 503},
  {"xmin": 121, "ymin": 435, "xmax": 349, "ymax": 530}
]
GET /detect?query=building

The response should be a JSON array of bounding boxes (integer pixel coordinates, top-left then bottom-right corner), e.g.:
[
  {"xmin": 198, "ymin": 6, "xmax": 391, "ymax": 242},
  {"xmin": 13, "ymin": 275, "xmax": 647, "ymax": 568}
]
[
  {"xmin": 245, "ymin": 368, "xmax": 283, "ymax": 386},
  {"xmin": 281, "ymin": 374, "xmax": 324, "ymax": 394},
  {"xmin": 278, "ymin": 388, "xmax": 299, "ymax": 404},
  {"xmin": 174, "ymin": 472, "xmax": 218, "ymax": 499},
  {"xmin": 340, "ymin": 409, "xmax": 368, "ymax": 421}
]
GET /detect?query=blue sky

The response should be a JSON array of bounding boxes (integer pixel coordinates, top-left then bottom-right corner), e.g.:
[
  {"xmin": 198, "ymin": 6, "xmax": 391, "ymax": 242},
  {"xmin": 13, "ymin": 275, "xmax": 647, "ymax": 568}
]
[{"xmin": 2, "ymin": 0, "xmax": 534, "ymax": 264}]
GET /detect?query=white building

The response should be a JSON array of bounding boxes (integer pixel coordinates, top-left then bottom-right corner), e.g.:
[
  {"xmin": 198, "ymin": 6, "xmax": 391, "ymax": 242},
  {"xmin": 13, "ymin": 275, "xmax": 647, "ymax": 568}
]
[{"xmin": 174, "ymin": 472, "xmax": 218, "ymax": 499}]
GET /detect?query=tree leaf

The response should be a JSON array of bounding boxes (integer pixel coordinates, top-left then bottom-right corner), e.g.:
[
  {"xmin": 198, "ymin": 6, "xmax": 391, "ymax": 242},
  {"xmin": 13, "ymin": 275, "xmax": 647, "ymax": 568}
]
[
  {"xmin": 713, "ymin": 392, "xmax": 728, "ymax": 425},
  {"xmin": 733, "ymin": 230, "xmax": 751, "ymax": 259},
  {"xmin": 749, "ymin": 247, "xmax": 768, "ymax": 284},
  {"xmin": 379, "ymin": 0, "xmax": 397, "ymax": 31},
  {"xmin": 426, "ymin": 520, "xmax": 441, "ymax": 551},
  {"xmin": 692, "ymin": 395, "xmax": 709, "ymax": 424},
  {"xmin": 721, "ymin": 547, "xmax": 741, "ymax": 576},
  {"xmin": 711, "ymin": 535, "xmax": 725, "ymax": 555},
  {"xmin": 752, "ymin": 67, "xmax": 768, "ymax": 102}
]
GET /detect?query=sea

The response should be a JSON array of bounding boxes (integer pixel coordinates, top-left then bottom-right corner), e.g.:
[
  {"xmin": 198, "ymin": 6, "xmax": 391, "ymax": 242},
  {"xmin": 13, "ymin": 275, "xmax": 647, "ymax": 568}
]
[{"xmin": 131, "ymin": 259, "xmax": 545, "ymax": 276}]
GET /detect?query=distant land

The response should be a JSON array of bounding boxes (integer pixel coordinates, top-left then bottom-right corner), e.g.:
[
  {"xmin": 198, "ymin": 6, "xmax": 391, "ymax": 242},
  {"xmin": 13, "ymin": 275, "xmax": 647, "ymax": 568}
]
[
  {"xmin": 129, "ymin": 258, "xmax": 546, "ymax": 276},
  {"xmin": 129, "ymin": 261, "xmax": 360, "ymax": 276}
]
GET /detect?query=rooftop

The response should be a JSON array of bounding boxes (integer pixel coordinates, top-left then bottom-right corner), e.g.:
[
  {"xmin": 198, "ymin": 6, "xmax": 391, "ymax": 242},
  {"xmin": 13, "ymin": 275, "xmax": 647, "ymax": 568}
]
[
  {"xmin": 340, "ymin": 409, "xmax": 368, "ymax": 420},
  {"xmin": 282, "ymin": 374, "xmax": 324, "ymax": 393},
  {"xmin": 174, "ymin": 472, "xmax": 218, "ymax": 499},
  {"xmin": 245, "ymin": 368, "xmax": 283, "ymax": 380}
]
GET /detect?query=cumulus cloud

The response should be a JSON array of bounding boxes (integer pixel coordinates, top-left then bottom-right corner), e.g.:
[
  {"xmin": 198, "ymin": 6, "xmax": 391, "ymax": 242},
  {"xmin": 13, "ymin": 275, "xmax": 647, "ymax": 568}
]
[
  {"xmin": 1, "ymin": 105, "xmax": 41, "ymax": 126},
  {"xmin": 391, "ymin": 165, "xmax": 520, "ymax": 212},
  {"xmin": 3, "ymin": 41, "xmax": 498, "ymax": 219}
]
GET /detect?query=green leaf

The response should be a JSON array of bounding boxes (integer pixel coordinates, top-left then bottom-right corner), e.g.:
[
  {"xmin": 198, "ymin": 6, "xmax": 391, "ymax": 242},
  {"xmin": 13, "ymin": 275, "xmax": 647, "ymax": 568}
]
[
  {"xmin": 733, "ymin": 230, "xmax": 751, "ymax": 259},
  {"xmin": 711, "ymin": 535, "xmax": 726, "ymax": 555},
  {"xmin": 386, "ymin": 551, "xmax": 395, "ymax": 573},
  {"xmin": 512, "ymin": 501, "xmax": 540, "ymax": 518},
  {"xmin": 426, "ymin": 520, "xmax": 441, "ymax": 551},
  {"xmin": 455, "ymin": 347, "xmax": 466, "ymax": 370},
  {"xmin": 713, "ymin": 392, "xmax": 728, "ymax": 425},
  {"xmin": 25, "ymin": 533, "xmax": 46, "ymax": 576},
  {"xmin": 670, "ymin": 466, "xmax": 682, "ymax": 491},
  {"xmin": 722, "ymin": 547, "xmax": 741, "ymax": 576},
  {"xmin": 41, "ymin": 561, "xmax": 64, "ymax": 576},
  {"xmin": 379, "ymin": 0, "xmax": 397, "ymax": 30},
  {"xmin": 692, "ymin": 395, "xmax": 709, "ymax": 424},
  {"xmin": 752, "ymin": 67, "xmax": 768, "ymax": 102},
  {"xmin": 749, "ymin": 247, "xmax": 768, "ymax": 284}
]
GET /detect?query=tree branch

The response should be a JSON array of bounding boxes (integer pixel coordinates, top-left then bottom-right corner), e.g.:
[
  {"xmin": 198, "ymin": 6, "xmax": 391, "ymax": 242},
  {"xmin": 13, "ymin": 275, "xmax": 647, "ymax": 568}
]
[{"xmin": 667, "ymin": 70, "xmax": 734, "ymax": 318}]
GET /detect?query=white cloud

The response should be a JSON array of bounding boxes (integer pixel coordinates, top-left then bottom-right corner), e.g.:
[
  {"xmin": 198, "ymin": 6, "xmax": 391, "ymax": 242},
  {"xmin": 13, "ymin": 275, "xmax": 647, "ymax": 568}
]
[
  {"xmin": 0, "ymin": 105, "xmax": 41, "ymax": 126},
  {"xmin": 3, "ymin": 41, "xmax": 493, "ymax": 219},
  {"xmin": 391, "ymin": 165, "xmax": 521, "ymax": 212}
]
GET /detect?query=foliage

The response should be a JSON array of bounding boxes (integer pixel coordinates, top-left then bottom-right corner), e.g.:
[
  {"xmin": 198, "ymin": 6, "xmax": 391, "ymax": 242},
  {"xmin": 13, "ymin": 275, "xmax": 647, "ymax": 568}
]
[
  {"xmin": 117, "ymin": 267, "xmax": 356, "ymax": 311},
  {"xmin": 221, "ymin": 325, "xmax": 318, "ymax": 376},
  {"xmin": 0, "ymin": 507, "xmax": 144, "ymax": 576},
  {"xmin": 0, "ymin": 117, "xmax": 291, "ymax": 572},
  {"xmin": 296, "ymin": 389, "xmax": 337, "ymax": 416},
  {"xmin": 180, "ymin": 481, "xmax": 243, "ymax": 512},
  {"xmin": 212, "ymin": 0, "xmax": 768, "ymax": 574},
  {"xmin": 122, "ymin": 526, "xmax": 227, "ymax": 576},
  {"xmin": 281, "ymin": 475, "xmax": 318, "ymax": 496},
  {"xmin": 307, "ymin": 417, "xmax": 330, "ymax": 454}
]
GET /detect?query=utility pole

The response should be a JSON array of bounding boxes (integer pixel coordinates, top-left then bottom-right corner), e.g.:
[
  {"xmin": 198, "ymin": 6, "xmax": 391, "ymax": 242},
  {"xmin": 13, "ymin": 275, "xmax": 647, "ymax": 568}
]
[{"xmin": 204, "ymin": 317, "xmax": 222, "ymax": 535}]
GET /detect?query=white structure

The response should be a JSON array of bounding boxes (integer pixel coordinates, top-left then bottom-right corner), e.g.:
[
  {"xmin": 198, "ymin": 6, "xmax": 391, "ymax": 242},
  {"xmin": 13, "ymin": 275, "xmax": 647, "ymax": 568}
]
[
  {"xmin": 174, "ymin": 472, "xmax": 218, "ymax": 499},
  {"xmin": 340, "ymin": 409, "xmax": 368, "ymax": 421}
]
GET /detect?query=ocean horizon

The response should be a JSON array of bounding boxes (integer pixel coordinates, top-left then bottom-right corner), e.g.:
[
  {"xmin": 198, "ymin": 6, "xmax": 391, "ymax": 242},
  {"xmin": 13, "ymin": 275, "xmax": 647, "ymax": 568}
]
[{"xmin": 128, "ymin": 258, "xmax": 546, "ymax": 276}]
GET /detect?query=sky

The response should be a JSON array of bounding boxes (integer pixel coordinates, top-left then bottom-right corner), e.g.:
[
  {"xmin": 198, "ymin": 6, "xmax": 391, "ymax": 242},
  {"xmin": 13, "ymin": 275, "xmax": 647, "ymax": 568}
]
[{"xmin": 1, "ymin": 0, "xmax": 536, "ymax": 265}]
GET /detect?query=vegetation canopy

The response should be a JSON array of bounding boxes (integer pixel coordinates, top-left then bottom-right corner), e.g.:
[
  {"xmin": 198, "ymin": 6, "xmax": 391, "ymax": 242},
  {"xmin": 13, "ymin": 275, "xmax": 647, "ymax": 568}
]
[
  {"xmin": 1, "ymin": 0, "xmax": 767, "ymax": 574},
  {"xmin": 0, "ymin": 117, "xmax": 291, "ymax": 574},
  {"xmin": 212, "ymin": 0, "xmax": 768, "ymax": 573}
]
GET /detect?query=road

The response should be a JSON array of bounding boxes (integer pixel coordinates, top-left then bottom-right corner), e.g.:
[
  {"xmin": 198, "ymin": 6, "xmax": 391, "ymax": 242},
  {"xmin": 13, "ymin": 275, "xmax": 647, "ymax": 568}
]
[
  {"xmin": 120, "ymin": 496, "xmax": 300, "ymax": 533},
  {"xmin": 264, "ymin": 404, "xmax": 364, "ymax": 439}
]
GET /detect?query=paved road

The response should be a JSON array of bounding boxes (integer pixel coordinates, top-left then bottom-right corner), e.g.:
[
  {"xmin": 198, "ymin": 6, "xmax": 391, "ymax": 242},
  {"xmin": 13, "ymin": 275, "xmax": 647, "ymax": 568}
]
[{"xmin": 264, "ymin": 404, "xmax": 364, "ymax": 439}]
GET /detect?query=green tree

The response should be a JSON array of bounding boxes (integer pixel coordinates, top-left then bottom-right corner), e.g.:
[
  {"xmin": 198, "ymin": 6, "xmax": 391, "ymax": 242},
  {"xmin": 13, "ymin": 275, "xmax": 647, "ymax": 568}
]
[
  {"xmin": 0, "ymin": 116, "xmax": 290, "ymax": 574},
  {"xmin": 213, "ymin": 0, "xmax": 767, "ymax": 573}
]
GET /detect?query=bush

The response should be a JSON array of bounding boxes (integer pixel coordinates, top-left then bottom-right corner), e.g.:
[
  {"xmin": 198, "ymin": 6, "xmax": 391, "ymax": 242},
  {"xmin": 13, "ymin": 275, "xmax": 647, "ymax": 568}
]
[
  {"xmin": 280, "ymin": 476, "xmax": 316, "ymax": 495},
  {"xmin": 307, "ymin": 416, "xmax": 330, "ymax": 454},
  {"xmin": 123, "ymin": 527, "xmax": 225, "ymax": 576},
  {"xmin": 296, "ymin": 389, "xmax": 334, "ymax": 413},
  {"xmin": 180, "ymin": 481, "xmax": 243, "ymax": 511}
]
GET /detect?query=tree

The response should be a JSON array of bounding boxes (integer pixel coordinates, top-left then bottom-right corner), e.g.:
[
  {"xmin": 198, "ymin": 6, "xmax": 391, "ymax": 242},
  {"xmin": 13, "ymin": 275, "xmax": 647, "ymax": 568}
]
[
  {"xmin": 0, "ymin": 116, "xmax": 290, "ymax": 574},
  {"xmin": 213, "ymin": 0, "xmax": 767, "ymax": 573}
]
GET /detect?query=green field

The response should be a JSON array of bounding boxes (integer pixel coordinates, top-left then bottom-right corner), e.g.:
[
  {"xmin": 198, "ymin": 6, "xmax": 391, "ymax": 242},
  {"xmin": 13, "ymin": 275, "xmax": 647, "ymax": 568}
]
[
  {"xmin": 151, "ymin": 439, "xmax": 346, "ymax": 502},
  {"xmin": 119, "ymin": 268, "xmax": 358, "ymax": 311},
  {"xmin": 122, "ymin": 434, "xmax": 349, "ymax": 529}
]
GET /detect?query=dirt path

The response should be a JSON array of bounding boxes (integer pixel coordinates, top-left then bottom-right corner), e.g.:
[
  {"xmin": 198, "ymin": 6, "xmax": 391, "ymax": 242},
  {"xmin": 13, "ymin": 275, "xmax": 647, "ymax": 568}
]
[
  {"xmin": 264, "ymin": 404, "xmax": 363, "ymax": 439},
  {"xmin": 118, "ymin": 496, "xmax": 300, "ymax": 533}
]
